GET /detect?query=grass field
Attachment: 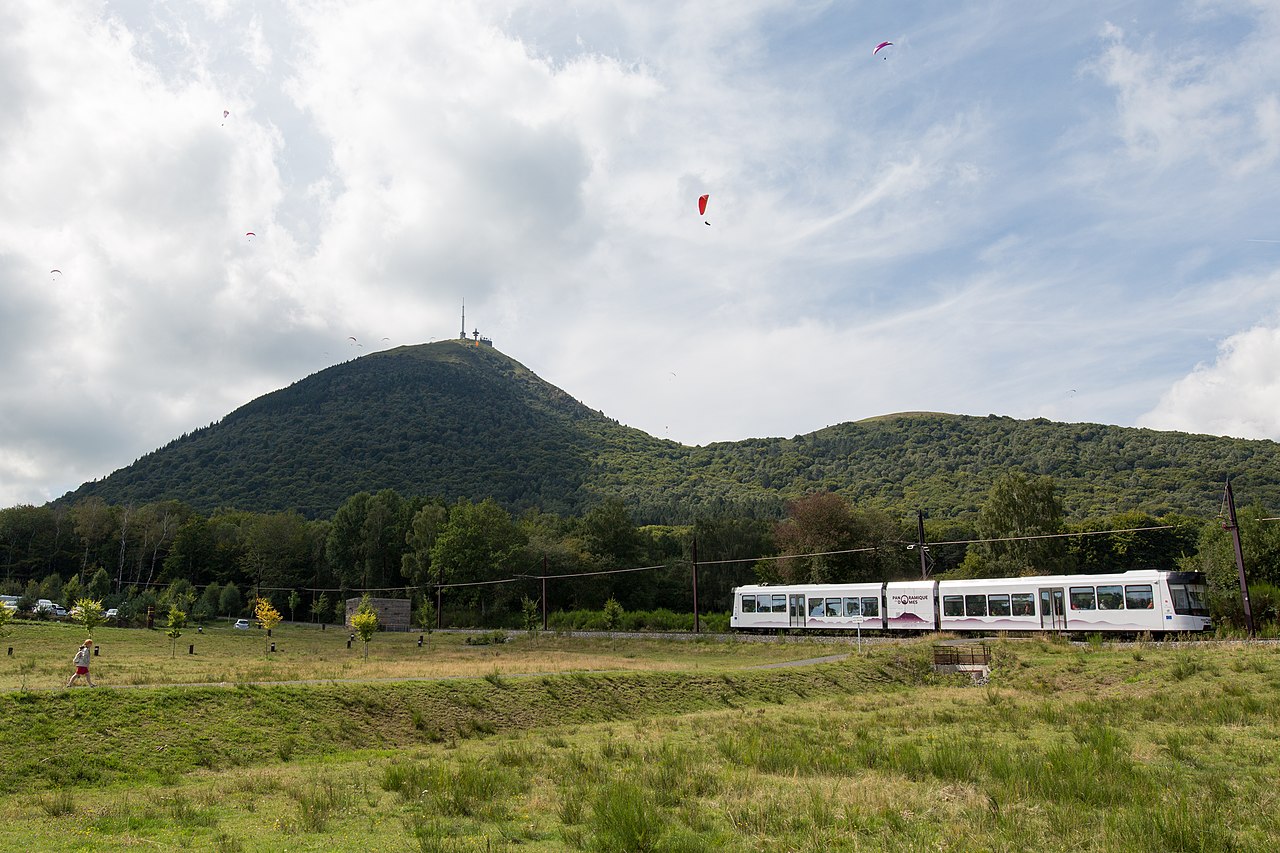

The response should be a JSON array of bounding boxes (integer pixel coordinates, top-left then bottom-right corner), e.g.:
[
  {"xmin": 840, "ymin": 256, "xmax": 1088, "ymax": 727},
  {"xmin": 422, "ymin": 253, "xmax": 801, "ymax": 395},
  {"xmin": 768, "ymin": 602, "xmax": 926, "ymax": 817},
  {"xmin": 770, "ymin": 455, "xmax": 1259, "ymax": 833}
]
[
  {"xmin": 1, "ymin": 623, "xmax": 1277, "ymax": 852},
  {"xmin": 0, "ymin": 620, "xmax": 825, "ymax": 690}
]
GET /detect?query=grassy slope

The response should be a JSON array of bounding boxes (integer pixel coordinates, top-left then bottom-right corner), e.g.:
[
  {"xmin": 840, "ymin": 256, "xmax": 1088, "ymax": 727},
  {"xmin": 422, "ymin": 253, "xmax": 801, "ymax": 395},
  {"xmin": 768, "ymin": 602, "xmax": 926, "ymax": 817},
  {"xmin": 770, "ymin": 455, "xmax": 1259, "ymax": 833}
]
[{"xmin": 1, "ymin": 639, "xmax": 1277, "ymax": 851}]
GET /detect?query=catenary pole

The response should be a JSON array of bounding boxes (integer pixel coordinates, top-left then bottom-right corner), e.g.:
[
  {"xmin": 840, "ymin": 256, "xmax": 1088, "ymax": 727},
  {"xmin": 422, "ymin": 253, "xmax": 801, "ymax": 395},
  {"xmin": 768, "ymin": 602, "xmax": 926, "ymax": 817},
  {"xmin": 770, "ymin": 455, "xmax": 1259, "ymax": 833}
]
[{"xmin": 1224, "ymin": 480, "xmax": 1255, "ymax": 637}]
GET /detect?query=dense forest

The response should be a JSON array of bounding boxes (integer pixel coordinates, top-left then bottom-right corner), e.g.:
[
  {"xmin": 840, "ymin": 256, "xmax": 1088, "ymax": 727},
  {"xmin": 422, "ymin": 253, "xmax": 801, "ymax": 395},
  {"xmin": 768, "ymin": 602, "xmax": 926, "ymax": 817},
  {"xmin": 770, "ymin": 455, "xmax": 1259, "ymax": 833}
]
[
  {"xmin": 4, "ymin": 341, "xmax": 1279, "ymax": 630},
  {"xmin": 59, "ymin": 341, "xmax": 1280, "ymax": 523}
]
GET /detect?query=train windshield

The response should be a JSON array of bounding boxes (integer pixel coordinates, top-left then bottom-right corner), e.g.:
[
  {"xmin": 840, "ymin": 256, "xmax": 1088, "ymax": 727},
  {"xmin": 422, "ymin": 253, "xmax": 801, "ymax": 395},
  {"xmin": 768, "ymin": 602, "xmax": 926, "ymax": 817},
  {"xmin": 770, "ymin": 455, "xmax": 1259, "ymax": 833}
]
[{"xmin": 1168, "ymin": 582, "xmax": 1209, "ymax": 617}]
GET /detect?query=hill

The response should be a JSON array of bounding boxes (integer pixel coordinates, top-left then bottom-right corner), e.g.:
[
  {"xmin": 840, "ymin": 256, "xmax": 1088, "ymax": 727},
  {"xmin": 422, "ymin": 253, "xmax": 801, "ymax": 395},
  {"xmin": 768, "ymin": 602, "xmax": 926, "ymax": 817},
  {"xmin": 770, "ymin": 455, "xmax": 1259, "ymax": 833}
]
[{"xmin": 64, "ymin": 341, "xmax": 1280, "ymax": 521}]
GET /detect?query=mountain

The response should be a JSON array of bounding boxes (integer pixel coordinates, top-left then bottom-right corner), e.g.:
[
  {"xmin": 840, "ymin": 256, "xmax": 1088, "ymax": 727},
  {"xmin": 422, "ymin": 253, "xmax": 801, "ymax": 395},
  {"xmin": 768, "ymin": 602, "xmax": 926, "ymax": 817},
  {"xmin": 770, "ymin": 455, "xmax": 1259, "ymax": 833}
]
[{"xmin": 64, "ymin": 341, "xmax": 1280, "ymax": 522}]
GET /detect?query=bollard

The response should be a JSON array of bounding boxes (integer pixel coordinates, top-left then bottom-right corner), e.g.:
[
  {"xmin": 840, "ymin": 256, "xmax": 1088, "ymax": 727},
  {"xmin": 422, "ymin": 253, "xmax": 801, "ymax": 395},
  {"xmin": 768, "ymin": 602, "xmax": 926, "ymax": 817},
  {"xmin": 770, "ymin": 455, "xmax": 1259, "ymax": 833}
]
[
  {"xmin": 322, "ymin": 623, "xmax": 325, "ymax": 631},
  {"xmin": 189, "ymin": 644, "xmax": 194, "ymax": 655},
  {"xmin": 417, "ymin": 635, "xmax": 423, "ymax": 647},
  {"xmin": 6, "ymin": 647, "xmax": 11, "ymax": 657},
  {"xmin": 93, "ymin": 646, "xmax": 99, "ymax": 657},
  {"xmin": 197, "ymin": 626, "xmax": 203, "ymax": 634},
  {"xmin": 346, "ymin": 638, "xmax": 352, "ymax": 649},
  {"xmin": 270, "ymin": 642, "xmax": 276, "ymax": 653},
  {"xmin": 267, "ymin": 628, "xmax": 272, "ymax": 637}
]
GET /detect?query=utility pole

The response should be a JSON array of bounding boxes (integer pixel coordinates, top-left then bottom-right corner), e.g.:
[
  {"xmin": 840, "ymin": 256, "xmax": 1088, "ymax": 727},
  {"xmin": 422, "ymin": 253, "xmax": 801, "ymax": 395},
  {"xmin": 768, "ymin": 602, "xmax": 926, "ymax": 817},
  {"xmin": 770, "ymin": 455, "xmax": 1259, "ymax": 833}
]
[
  {"xmin": 1223, "ymin": 480, "xmax": 1255, "ymax": 637},
  {"xmin": 691, "ymin": 537, "xmax": 700, "ymax": 634},
  {"xmin": 915, "ymin": 509, "xmax": 929, "ymax": 579}
]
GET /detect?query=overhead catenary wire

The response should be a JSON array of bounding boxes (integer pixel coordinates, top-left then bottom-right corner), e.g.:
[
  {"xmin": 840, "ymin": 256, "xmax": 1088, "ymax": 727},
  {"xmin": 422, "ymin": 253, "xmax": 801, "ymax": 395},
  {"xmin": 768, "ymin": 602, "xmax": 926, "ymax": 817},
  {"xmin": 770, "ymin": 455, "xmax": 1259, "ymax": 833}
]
[{"xmin": 89, "ymin": 522, "xmax": 1207, "ymax": 597}]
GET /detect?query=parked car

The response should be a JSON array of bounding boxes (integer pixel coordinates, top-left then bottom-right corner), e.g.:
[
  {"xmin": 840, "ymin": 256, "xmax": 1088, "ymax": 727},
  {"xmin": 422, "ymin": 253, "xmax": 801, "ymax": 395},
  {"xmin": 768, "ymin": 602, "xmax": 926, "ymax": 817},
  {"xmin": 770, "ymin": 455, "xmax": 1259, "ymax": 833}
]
[
  {"xmin": 33, "ymin": 599, "xmax": 58, "ymax": 615},
  {"xmin": 233, "ymin": 619, "xmax": 251, "ymax": 630},
  {"xmin": 105, "ymin": 608, "xmax": 119, "ymax": 620}
]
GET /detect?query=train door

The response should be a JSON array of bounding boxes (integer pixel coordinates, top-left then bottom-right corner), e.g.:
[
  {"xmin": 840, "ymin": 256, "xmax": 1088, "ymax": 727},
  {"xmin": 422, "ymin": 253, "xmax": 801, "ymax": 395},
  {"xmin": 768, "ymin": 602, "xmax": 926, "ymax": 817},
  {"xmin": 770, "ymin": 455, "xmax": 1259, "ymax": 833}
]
[
  {"xmin": 788, "ymin": 594, "xmax": 806, "ymax": 628},
  {"xmin": 1039, "ymin": 587, "xmax": 1067, "ymax": 631}
]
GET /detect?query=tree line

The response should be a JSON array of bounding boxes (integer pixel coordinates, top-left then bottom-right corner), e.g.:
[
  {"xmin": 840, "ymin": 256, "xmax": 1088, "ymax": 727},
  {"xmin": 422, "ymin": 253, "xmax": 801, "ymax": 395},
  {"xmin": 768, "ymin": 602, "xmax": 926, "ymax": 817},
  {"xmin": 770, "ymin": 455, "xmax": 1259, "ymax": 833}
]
[{"xmin": 3, "ymin": 473, "xmax": 1278, "ymax": 629}]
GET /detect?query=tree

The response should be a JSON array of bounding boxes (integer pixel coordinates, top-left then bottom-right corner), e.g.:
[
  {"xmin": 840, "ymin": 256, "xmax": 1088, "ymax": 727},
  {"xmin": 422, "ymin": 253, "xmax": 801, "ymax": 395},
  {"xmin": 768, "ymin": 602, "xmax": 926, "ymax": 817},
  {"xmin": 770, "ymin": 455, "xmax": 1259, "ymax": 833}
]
[
  {"xmin": 429, "ymin": 498, "xmax": 526, "ymax": 611},
  {"xmin": 602, "ymin": 596, "xmax": 623, "ymax": 631},
  {"xmin": 0, "ymin": 603, "xmax": 12, "ymax": 642},
  {"xmin": 288, "ymin": 590, "xmax": 301, "ymax": 622},
  {"xmin": 193, "ymin": 583, "xmax": 221, "ymax": 623},
  {"xmin": 73, "ymin": 598, "xmax": 106, "ymax": 636},
  {"xmin": 219, "ymin": 583, "xmax": 243, "ymax": 618},
  {"xmin": 351, "ymin": 594, "xmax": 379, "ymax": 659},
  {"xmin": 61, "ymin": 575, "xmax": 83, "ymax": 608},
  {"xmin": 955, "ymin": 472, "xmax": 1073, "ymax": 578},
  {"xmin": 403, "ymin": 503, "xmax": 449, "ymax": 588},
  {"xmin": 414, "ymin": 598, "xmax": 436, "ymax": 648},
  {"xmin": 71, "ymin": 497, "xmax": 114, "ymax": 580},
  {"xmin": 765, "ymin": 493, "xmax": 899, "ymax": 584},
  {"xmin": 521, "ymin": 596, "xmax": 540, "ymax": 640},
  {"xmin": 87, "ymin": 567, "xmax": 112, "ymax": 601},
  {"xmin": 255, "ymin": 598, "xmax": 282, "ymax": 654},
  {"xmin": 311, "ymin": 593, "xmax": 331, "ymax": 625},
  {"xmin": 165, "ymin": 608, "xmax": 186, "ymax": 658}
]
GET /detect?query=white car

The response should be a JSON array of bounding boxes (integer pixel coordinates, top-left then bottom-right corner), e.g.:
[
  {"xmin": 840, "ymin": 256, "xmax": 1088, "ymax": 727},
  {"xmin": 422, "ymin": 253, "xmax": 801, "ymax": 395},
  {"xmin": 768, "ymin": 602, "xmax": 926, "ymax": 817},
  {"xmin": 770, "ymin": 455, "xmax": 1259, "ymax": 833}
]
[
  {"xmin": 105, "ymin": 608, "xmax": 119, "ymax": 620},
  {"xmin": 233, "ymin": 619, "xmax": 251, "ymax": 630}
]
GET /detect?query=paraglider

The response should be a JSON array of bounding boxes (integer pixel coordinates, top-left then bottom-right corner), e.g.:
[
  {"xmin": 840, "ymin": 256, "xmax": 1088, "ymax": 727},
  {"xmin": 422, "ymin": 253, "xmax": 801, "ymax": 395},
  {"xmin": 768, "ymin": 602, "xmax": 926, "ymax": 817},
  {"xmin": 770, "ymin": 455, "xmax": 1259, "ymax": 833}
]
[
  {"xmin": 698, "ymin": 194, "xmax": 710, "ymax": 226},
  {"xmin": 245, "ymin": 232, "xmax": 255, "ymax": 242},
  {"xmin": 222, "ymin": 109, "xmax": 229, "ymax": 126},
  {"xmin": 49, "ymin": 269, "xmax": 62, "ymax": 280},
  {"xmin": 874, "ymin": 41, "xmax": 893, "ymax": 58}
]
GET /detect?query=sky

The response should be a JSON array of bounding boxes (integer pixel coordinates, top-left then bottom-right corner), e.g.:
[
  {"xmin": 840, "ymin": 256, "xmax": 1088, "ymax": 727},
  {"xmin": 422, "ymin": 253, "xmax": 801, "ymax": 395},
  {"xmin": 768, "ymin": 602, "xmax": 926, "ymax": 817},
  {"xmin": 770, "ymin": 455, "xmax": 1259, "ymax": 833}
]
[{"xmin": 3, "ymin": 0, "xmax": 1280, "ymax": 509}]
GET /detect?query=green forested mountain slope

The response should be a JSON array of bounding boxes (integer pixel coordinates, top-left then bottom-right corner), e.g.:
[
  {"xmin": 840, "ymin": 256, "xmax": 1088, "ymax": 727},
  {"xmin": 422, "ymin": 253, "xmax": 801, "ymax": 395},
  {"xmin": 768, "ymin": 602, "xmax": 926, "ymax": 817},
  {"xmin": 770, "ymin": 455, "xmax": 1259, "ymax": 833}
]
[
  {"xmin": 68, "ymin": 342, "xmax": 707, "ymax": 518},
  {"xmin": 64, "ymin": 342, "xmax": 1280, "ymax": 521}
]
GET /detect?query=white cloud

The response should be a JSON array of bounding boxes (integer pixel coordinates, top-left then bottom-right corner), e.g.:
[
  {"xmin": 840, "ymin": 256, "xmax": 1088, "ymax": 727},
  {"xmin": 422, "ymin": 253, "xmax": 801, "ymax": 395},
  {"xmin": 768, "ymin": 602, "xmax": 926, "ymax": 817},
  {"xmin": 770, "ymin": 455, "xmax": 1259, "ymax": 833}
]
[
  {"xmin": 1139, "ymin": 320, "xmax": 1280, "ymax": 440},
  {"xmin": 5, "ymin": 0, "xmax": 1280, "ymax": 509}
]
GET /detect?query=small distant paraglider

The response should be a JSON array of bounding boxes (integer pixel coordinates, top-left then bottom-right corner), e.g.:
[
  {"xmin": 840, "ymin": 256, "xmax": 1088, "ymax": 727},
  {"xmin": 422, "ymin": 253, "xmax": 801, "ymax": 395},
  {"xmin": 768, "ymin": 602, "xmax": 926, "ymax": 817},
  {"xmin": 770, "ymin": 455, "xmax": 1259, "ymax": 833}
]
[
  {"xmin": 245, "ymin": 231, "xmax": 255, "ymax": 242},
  {"xmin": 49, "ymin": 269, "xmax": 62, "ymax": 280},
  {"xmin": 873, "ymin": 41, "xmax": 893, "ymax": 58},
  {"xmin": 698, "ymin": 194, "xmax": 710, "ymax": 226},
  {"xmin": 222, "ymin": 109, "xmax": 229, "ymax": 126}
]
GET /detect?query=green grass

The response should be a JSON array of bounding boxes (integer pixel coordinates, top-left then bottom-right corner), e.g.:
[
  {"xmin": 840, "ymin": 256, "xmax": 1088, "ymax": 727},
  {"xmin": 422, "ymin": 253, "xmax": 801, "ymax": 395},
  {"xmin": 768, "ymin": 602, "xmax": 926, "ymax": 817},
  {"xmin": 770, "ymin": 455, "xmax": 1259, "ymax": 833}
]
[
  {"xmin": 1, "ymin": 637, "xmax": 1277, "ymax": 851},
  {"xmin": 0, "ymin": 619, "xmax": 845, "ymax": 690}
]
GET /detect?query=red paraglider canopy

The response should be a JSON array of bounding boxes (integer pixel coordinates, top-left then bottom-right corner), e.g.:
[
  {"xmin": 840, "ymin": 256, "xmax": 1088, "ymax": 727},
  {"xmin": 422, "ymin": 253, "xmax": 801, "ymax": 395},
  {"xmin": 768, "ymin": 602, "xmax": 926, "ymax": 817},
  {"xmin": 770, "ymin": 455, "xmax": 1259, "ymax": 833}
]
[
  {"xmin": 698, "ymin": 194, "xmax": 709, "ymax": 216},
  {"xmin": 873, "ymin": 41, "xmax": 893, "ymax": 56}
]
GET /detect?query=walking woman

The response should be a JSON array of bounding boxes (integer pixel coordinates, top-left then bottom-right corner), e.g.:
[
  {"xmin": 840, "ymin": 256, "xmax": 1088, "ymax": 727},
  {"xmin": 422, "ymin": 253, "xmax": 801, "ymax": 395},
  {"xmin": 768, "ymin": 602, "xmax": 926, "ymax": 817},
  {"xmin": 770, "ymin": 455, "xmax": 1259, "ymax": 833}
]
[{"xmin": 67, "ymin": 639, "xmax": 95, "ymax": 687}]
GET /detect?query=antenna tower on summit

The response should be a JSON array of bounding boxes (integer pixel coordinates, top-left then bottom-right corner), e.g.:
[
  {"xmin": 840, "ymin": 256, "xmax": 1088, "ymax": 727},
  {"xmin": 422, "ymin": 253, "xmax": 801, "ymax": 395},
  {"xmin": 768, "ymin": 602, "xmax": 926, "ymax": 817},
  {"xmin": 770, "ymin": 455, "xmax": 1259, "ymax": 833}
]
[{"xmin": 458, "ymin": 299, "xmax": 493, "ymax": 348}]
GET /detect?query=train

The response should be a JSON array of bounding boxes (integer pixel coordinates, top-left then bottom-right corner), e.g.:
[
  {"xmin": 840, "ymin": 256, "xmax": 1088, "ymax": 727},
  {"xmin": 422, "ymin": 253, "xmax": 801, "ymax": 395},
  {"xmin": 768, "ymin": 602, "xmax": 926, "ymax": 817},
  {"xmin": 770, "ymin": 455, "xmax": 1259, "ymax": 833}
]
[{"xmin": 730, "ymin": 570, "xmax": 1212, "ymax": 635}]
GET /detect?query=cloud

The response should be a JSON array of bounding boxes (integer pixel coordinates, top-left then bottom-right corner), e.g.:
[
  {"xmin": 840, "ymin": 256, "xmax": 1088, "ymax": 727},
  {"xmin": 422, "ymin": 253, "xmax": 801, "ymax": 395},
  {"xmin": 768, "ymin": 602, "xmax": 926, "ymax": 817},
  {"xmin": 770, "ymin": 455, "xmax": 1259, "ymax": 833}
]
[
  {"xmin": 5, "ymin": 1, "xmax": 1280, "ymax": 510},
  {"xmin": 1139, "ymin": 320, "xmax": 1280, "ymax": 441}
]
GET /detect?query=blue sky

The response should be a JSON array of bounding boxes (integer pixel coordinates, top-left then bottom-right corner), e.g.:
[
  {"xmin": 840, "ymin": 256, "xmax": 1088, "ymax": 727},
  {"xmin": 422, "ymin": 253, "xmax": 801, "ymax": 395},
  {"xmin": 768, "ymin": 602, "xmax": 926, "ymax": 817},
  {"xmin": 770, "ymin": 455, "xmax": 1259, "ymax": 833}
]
[{"xmin": 3, "ymin": 0, "xmax": 1280, "ymax": 508}]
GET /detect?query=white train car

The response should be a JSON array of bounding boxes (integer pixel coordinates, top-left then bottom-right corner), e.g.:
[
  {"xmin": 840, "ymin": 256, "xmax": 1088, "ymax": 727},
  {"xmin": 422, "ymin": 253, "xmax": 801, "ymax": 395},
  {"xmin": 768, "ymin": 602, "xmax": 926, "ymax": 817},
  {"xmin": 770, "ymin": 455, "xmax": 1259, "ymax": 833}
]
[
  {"xmin": 731, "ymin": 570, "xmax": 1211, "ymax": 634},
  {"xmin": 732, "ymin": 583, "xmax": 884, "ymax": 631}
]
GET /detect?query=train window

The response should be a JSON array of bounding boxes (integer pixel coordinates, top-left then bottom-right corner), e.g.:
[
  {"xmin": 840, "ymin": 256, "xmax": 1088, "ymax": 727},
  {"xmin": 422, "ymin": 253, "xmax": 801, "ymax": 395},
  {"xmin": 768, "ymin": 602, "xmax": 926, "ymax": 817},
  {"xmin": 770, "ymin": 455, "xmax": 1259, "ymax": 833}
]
[
  {"xmin": 1168, "ymin": 584, "xmax": 1209, "ymax": 617},
  {"xmin": 843, "ymin": 598, "xmax": 860, "ymax": 617},
  {"xmin": 741, "ymin": 596, "xmax": 757, "ymax": 614},
  {"xmin": 943, "ymin": 595, "xmax": 964, "ymax": 617},
  {"xmin": 965, "ymin": 594, "xmax": 987, "ymax": 617},
  {"xmin": 1125, "ymin": 585, "xmax": 1154, "ymax": 609},
  {"xmin": 771, "ymin": 595, "xmax": 787, "ymax": 613},
  {"xmin": 809, "ymin": 598, "xmax": 824, "ymax": 617},
  {"xmin": 1069, "ymin": 587, "xmax": 1097, "ymax": 610},
  {"xmin": 861, "ymin": 597, "xmax": 879, "ymax": 617},
  {"xmin": 1097, "ymin": 585, "xmax": 1123, "ymax": 610},
  {"xmin": 988, "ymin": 594, "xmax": 1011, "ymax": 616},
  {"xmin": 825, "ymin": 599, "xmax": 841, "ymax": 617},
  {"xmin": 1011, "ymin": 593, "xmax": 1035, "ymax": 616}
]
